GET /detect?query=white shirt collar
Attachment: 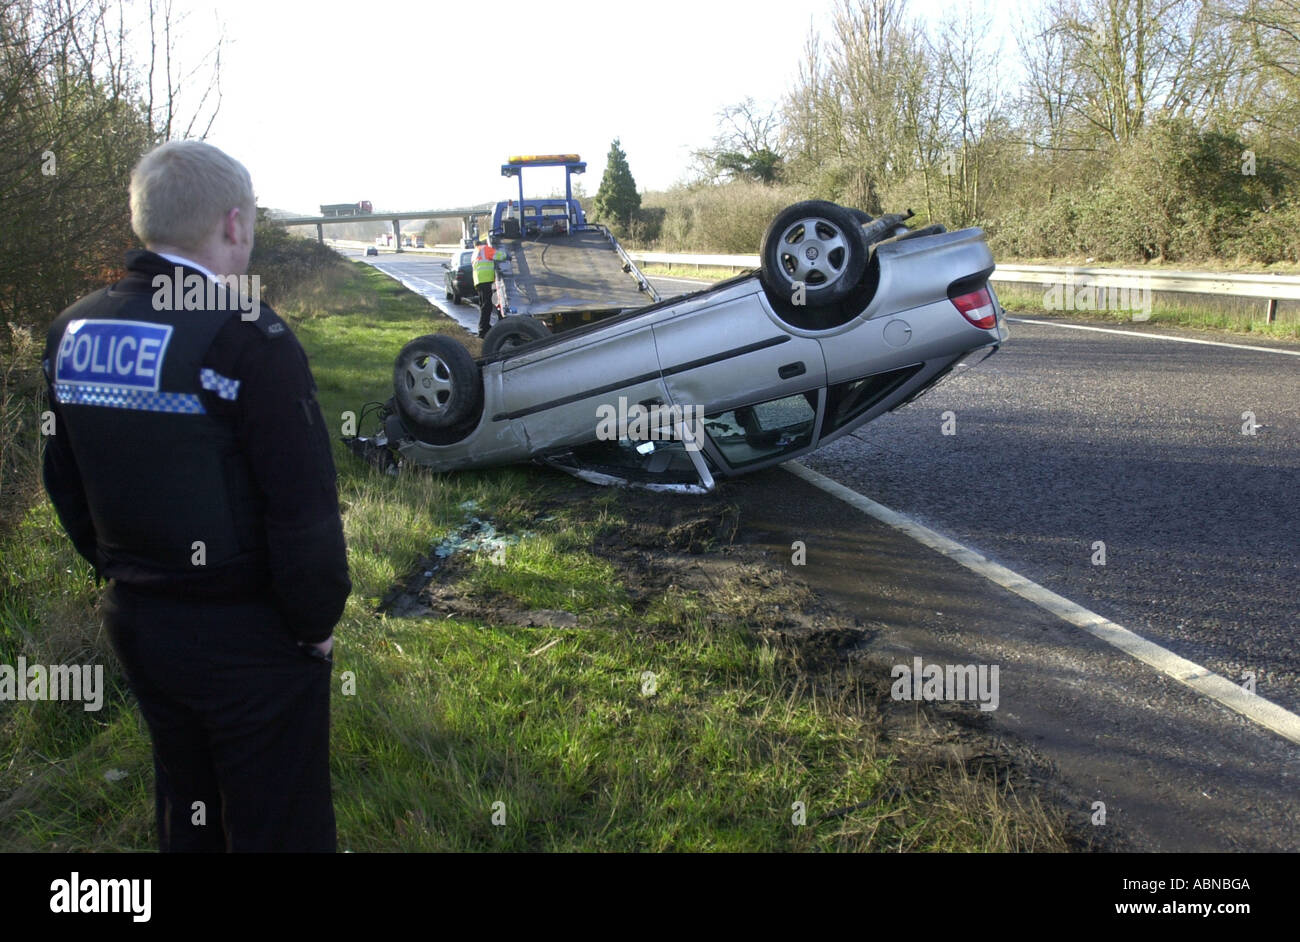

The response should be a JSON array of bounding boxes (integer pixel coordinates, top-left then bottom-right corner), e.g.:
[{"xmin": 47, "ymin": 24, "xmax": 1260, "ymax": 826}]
[{"xmin": 156, "ymin": 252, "xmax": 220, "ymax": 283}]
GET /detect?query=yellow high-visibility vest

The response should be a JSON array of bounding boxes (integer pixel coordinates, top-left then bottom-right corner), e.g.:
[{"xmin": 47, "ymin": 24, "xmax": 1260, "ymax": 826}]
[{"xmin": 472, "ymin": 245, "xmax": 497, "ymax": 286}]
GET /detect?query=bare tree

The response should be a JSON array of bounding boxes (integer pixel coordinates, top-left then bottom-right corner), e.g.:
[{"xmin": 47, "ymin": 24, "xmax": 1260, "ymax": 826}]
[
  {"xmin": 144, "ymin": 0, "xmax": 224, "ymax": 142},
  {"xmin": 1230, "ymin": 0, "xmax": 1300, "ymax": 156},
  {"xmin": 780, "ymin": 0, "xmax": 929, "ymax": 211},
  {"xmin": 692, "ymin": 97, "xmax": 785, "ymax": 183},
  {"xmin": 1032, "ymin": 0, "xmax": 1251, "ymax": 145},
  {"xmin": 782, "ymin": 28, "xmax": 826, "ymax": 170},
  {"xmin": 929, "ymin": 4, "xmax": 1005, "ymax": 225},
  {"xmin": 0, "ymin": 0, "xmax": 224, "ymax": 331},
  {"xmin": 1016, "ymin": 0, "xmax": 1090, "ymax": 151}
]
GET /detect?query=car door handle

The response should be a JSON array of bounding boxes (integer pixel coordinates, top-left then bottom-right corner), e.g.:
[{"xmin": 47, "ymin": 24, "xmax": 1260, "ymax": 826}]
[{"xmin": 778, "ymin": 362, "xmax": 806, "ymax": 379}]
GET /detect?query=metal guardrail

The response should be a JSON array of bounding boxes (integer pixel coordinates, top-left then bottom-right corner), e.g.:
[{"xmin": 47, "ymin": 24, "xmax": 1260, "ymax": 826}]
[
  {"xmin": 626, "ymin": 252, "xmax": 1300, "ymax": 322},
  {"xmin": 992, "ymin": 264, "xmax": 1300, "ymax": 301}
]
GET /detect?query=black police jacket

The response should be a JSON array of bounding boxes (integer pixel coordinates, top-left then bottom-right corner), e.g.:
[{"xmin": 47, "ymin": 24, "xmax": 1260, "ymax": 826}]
[{"xmin": 41, "ymin": 250, "xmax": 350, "ymax": 643}]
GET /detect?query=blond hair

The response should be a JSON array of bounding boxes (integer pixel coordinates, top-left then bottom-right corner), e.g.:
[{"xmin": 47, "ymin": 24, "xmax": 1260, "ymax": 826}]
[{"xmin": 129, "ymin": 140, "xmax": 255, "ymax": 251}]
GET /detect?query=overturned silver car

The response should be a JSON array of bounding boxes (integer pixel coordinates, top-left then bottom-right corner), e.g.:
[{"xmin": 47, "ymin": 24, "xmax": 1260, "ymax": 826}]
[{"xmin": 352, "ymin": 201, "xmax": 1008, "ymax": 493}]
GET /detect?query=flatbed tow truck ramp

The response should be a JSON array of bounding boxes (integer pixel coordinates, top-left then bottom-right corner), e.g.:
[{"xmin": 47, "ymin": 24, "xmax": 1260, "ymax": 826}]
[
  {"xmin": 499, "ymin": 227, "xmax": 656, "ymax": 319},
  {"xmin": 491, "ymin": 154, "xmax": 659, "ymax": 329}
]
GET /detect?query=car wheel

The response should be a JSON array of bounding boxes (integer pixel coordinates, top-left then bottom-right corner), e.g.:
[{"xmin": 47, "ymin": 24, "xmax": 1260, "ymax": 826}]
[
  {"xmin": 392, "ymin": 334, "xmax": 482, "ymax": 430},
  {"xmin": 848, "ymin": 208, "xmax": 873, "ymax": 225},
  {"xmin": 481, "ymin": 316, "xmax": 551, "ymax": 356},
  {"xmin": 445, "ymin": 285, "xmax": 453, "ymax": 300},
  {"xmin": 759, "ymin": 200, "xmax": 868, "ymax": 308}
]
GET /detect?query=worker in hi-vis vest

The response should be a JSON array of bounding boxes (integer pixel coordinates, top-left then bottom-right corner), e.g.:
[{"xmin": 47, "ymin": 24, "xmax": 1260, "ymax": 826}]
[{"xmin": 472, "ymin": 236, "xmax": 502, "ymax": 338}]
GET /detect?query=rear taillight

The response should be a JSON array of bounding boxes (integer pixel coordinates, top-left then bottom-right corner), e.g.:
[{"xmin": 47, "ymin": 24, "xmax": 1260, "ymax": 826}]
[{"xmin": 951, "ymin": 285, "xmax": 997, "ymax": 329}]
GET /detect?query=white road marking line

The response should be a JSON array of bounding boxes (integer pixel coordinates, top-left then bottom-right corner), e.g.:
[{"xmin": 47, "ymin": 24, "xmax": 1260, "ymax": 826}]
[
  {"xmin": 1008, "ymin": 317, "xmax": 1300, "ymax": 356},
  {"xmin": 785, "ymin": 460, "xmax": 1300, "ymax": 746}
]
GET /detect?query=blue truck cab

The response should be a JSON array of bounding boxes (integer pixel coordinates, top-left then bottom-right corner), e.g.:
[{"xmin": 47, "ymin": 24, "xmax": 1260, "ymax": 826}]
[{"xmin": 492, "ymin": 155, "xmax": 589, "ymax": 239}]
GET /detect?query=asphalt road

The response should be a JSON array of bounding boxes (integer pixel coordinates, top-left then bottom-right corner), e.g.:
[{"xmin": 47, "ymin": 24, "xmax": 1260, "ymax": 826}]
[
  {"xmin": 804, "ymin": 318, "xmax": 1300, "ymax": 716},
  {"xmin": 336, "ymin": 245, "xmax": 483, "ymax": 333}
]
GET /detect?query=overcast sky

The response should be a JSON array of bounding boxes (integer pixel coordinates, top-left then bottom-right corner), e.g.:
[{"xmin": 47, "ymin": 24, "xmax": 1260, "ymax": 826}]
[{"xmin": 149, "ymin": 0, "xmax": 1017, "ymax": 214}]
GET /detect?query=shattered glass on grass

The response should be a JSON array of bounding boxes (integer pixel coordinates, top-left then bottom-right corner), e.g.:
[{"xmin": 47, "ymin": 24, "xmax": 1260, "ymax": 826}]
[
  {"xmin": 381, "ymin": 504, "xmax": 533, "ymax": 616},
  {"xmin": 431, "ymin": 516, "xmax": 529, "ymax": 566}
]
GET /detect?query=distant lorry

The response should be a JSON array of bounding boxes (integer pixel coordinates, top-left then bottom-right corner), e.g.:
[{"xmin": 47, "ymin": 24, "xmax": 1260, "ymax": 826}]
[{"xmin": 320, "ymin": 201, "xmax": 374, "ymax": 216}]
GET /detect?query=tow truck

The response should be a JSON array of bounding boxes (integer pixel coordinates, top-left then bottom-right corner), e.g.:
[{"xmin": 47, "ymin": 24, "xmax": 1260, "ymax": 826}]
[{"xmin": 481, "ymin": 154, "xmax": 660, "ymax": 353}]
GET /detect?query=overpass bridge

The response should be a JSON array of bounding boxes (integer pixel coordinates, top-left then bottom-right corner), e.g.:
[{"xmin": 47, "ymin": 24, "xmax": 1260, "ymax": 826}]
[{"xmin": 274, "ymin": 205, "xmax": 494, "ymax": 251}]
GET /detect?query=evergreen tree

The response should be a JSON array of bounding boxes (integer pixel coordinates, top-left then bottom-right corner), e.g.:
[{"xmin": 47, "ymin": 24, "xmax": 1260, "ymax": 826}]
[{"xmin": 592, "ymin": 138, "xmax": 641, "ymax": 230}]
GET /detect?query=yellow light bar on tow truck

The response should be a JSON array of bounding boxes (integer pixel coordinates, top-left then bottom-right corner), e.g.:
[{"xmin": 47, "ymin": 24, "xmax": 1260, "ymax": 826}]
[{"xmin": 506, "ymin": 154, "xmax": 581, "ymax": 164}]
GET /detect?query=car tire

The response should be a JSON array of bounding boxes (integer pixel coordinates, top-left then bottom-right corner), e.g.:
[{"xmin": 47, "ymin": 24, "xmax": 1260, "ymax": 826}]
[
  {"xmin": 393, "ymin": 334, "xmax": 482, "ymax": 431},
  {"xmin": 445, "ymin": 285, "xmax": 453, "ymax": 300},
  {"xmin": 759, "ymin": 200, "xmax": 868, "ymax": 308},
  {"xmin": 848, "ymin": 208, "xmax": 873, "ymax": 225},
  {"xmin": 481, "ymin": 316, "xmax": 551, "ymax": 356}
]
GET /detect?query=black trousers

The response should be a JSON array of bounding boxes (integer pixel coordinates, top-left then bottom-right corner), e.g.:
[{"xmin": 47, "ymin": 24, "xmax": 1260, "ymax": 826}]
[
  {"xmin": 476, "ymin": 282, "xmax": 494, "ymax": 334},
  {"xmin": 104, "ymin": 583, "xmax": 336, "ymax": 852}
]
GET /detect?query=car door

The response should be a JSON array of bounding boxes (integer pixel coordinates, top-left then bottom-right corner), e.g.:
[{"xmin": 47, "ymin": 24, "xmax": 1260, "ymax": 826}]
[
  {"xmin": 650, "ymin": 286, "xmax": 826, "ymax": 418},
  {"xmin": 498, "ymin": 319, "xmax": 671, "ymax": 454},
  {"xmin": 651, "ymin": 287, "xmax": 828, "ymax": 474},
  {"xmin": 463, "ymin": 251, "xmax": 476, "ymax": 289}
]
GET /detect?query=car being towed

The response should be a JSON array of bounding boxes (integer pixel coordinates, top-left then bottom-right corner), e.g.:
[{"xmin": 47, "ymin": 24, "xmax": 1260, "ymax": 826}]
[
  {"xmin": 442, "ymin": 247, "xmax": 476, "ymax": 304},
  {"xmin": 352, "ymin": 201, "xmax": 1008, "ymax": 493}
]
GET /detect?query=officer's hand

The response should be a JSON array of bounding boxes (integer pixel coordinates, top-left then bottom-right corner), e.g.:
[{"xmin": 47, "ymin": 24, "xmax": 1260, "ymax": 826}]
[{"xmin": 311, "ymin": 636, "xmax": 333, "ymax": 657}]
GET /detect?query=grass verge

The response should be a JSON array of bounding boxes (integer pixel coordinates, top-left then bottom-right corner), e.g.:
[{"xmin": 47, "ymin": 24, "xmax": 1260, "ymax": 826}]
[
  {"xmin": 994, "ymin": 282, "xmax": 1299, "ymax": 340},
  {"xmin": 638, "ymin": 263, "xmax": 751, "ymax": 283}
]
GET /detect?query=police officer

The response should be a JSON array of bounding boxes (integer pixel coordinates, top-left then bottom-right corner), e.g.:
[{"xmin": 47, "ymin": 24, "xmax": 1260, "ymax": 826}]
[
  {"xmin": 41, "ymin": 140, "xmax": 351, "ymax": 852},
  {"xmin": 472, "ymin": 235, "xmax": 501, "ymax": 337}
]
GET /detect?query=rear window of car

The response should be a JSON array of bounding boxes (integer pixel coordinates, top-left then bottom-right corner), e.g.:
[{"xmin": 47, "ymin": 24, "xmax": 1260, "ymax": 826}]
[{"xmin": 458, "ymin": 251, "xmax": 473, "ymax": 266}]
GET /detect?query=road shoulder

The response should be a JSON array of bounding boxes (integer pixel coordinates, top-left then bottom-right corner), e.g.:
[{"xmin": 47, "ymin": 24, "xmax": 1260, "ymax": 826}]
[{"xmin": 731, "ymin": 466, "xmax": 1300, "ymax": 852}]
